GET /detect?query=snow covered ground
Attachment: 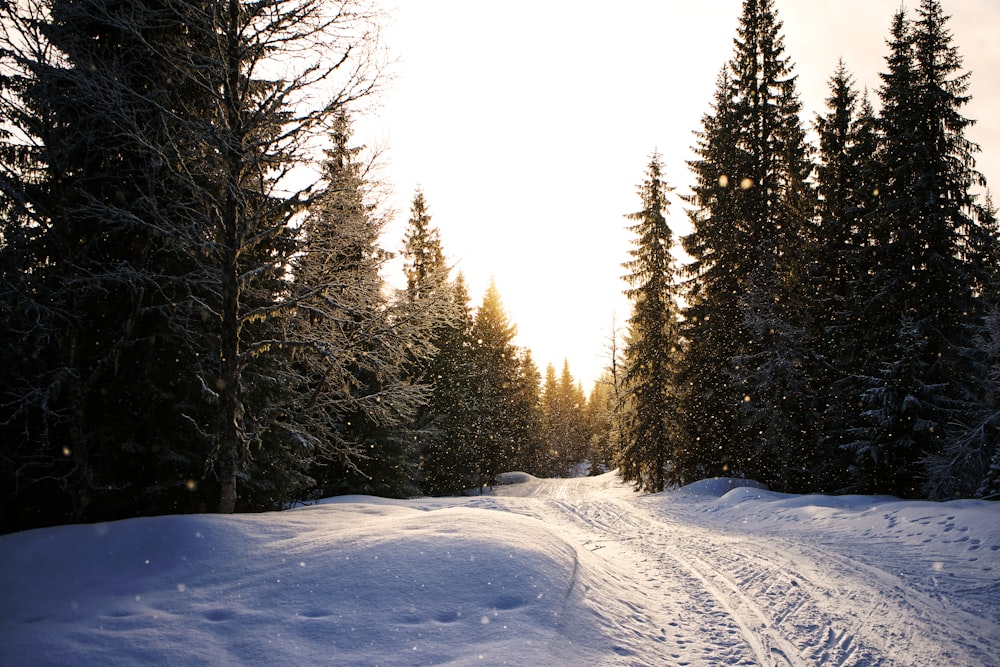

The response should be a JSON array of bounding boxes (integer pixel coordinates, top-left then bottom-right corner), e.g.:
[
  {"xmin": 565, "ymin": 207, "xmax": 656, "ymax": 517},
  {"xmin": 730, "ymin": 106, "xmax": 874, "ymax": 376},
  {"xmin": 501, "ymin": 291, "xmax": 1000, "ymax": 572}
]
[{"xmin": 1, "ymin": 472, "xmax": 998, "ymax": 666}]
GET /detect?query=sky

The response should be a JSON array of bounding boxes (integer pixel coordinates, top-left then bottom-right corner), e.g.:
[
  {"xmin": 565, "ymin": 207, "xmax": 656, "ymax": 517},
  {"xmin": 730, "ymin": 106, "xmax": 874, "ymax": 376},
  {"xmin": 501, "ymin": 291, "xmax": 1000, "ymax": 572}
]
[
  {"xmin": 360, "ymin": 0, "xmax": 1000, "ymax": 390},
  {"xmin": 3, "ymin": 472, "xmax": 997, "ymax": 665}
]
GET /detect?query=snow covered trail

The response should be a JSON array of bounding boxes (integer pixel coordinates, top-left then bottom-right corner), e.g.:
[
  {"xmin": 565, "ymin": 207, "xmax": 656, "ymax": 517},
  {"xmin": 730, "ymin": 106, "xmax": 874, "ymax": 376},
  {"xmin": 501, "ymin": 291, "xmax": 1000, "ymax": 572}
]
[
  {"xmin": 2, "ymin": 471, "xmax": 997, "ymax": 666},
  {"xmin": 479, "ymin": 473, "xmax": 1000, "ymax": 667}
]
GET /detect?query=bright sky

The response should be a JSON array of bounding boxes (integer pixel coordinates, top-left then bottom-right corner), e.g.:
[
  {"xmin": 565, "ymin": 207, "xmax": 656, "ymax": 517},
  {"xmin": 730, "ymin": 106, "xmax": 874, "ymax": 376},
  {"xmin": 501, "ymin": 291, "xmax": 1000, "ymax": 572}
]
[{"xmin": 361, "ymin": 0, "xmax": 1000, "ymax": 390}]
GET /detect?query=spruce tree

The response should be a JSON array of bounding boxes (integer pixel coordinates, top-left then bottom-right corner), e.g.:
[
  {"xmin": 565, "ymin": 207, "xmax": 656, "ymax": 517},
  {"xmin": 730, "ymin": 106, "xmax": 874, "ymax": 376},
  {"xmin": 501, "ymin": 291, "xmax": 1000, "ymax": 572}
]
[
  {"xmin": 399, "ymin": 187, "xmax": 459, "ymax": 389},
  {"xmin": 930, "ymin": 195, "xmax": 1000, "ymax": 499},
  {"xmin": 403, "ymin": 189, "xmax": 447, "ymax": 302},
  {"xmin": 848, "ymin": 1, "xmax": 995, "ymax": 497},
  {"xmin": 922, "ymin": 299, "xmax": 1000, "ymax": 499},
  {"xmin": 541, "ymin": 363, "xmax": 561, "ymax": 477},
  {"xmin": 396, "ymin": 191, "xmax": 476, "ymax": 496},
  {"xmin": 586, "ymin": 377, "xmax": 618, "ymax": 475},
  {"xmin": 679, "ymin": 0, "xmax": 818, "ymax": 491},
  {"xmin": 509, "ymin": 350, "xmax": 547, "ymax": 476},
  {"xmin": 677, "ymin": 67, "xmax": 749, "ymax": 484},
  {"xmin": 618, "ymin": 153, "xmax": 680, "ymax": 492},
  {"xmin": 417, "ymin": 273, "xmax": 480, "ymax": 495},
  {"xmin": 171, "ymin": 0, "xmax": 383, "ymax": 513},
  {"xmin": 0, "ymin": 0, "xmax": 385, "ymax": 527},
  {"xmin": 810, "ymin": 65, "xmax": 881, "ymax": 491},
  {"xmin": 541, "ymin": 360, "xmax": 589, "ymax": 477},
  {"xmin": 0, "ymin": 0, "xmax": 222, "ymax": 526},
  {"xmin": 561, "ymin": 362, "xmax": 591, "ymax": 471},
  {"xmin": 727, "ymin": 0, "xmax": 818, "ymax": 490},
  {"xmin": 286, "ymin": 112, "xmax": 435, "ymax": 501},
  {"xmin": 467, "ymin": 280, "xmax": 530, "ymax": 490}
]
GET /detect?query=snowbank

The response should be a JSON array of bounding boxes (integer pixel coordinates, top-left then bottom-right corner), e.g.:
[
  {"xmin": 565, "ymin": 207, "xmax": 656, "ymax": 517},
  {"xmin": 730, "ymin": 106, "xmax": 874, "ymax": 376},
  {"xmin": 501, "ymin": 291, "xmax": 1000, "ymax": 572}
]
[
  {"xmin": 0, "ymin": 503, "xmax": 593, "ymax": 666},
  {"xmin": 674, "ymin": 476, "xmax": 768, "ymax": 497}
]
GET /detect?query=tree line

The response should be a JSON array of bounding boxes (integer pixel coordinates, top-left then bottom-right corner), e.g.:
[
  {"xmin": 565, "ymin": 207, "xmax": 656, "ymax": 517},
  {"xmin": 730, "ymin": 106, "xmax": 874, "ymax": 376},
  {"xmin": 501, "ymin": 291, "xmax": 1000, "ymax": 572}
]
[
  {"xmin": 0, "ymin": 0, "xmax": 610, "ymax": 533},
  {"xmin": 3, "ymin": 0, "xmax": 995, "ymax": 534},
  {"xmin": 614, "ymin": 0, "xmax": 1000, "ymax": 500},
  {"xmin": 400, "ymin": 190, "xmax": 609, "ymax": 497}
]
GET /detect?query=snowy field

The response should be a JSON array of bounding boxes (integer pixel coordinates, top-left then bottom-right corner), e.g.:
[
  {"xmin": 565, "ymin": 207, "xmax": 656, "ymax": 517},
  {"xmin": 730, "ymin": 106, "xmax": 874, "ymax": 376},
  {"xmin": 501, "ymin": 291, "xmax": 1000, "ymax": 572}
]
[{"xmin": 1, "ymin": 472, "xmax": 998, "ymax": 666}]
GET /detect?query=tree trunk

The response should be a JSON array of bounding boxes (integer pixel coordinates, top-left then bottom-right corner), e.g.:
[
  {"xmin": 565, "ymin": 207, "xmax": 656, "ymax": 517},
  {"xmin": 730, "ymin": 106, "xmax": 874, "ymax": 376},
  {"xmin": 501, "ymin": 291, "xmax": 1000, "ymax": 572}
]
[
  {"xmin": 217, "ymin": 250, "xmax": 241, "ymax": 514},
  {"xmin": 217, "ymin": 184, "xmax": 242, "ymax": 513}
]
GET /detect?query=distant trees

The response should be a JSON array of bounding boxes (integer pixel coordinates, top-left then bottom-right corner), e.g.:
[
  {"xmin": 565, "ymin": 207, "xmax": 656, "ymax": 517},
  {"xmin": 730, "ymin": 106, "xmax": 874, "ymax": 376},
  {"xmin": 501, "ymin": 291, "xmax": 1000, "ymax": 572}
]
[
  {"xmin": 412, "ymin": 272, "xmax": 556, "ymax": 495},
  {"xmin": 585, "ymin": 375, "xmax": 620, "ymax": 475},
  {"xmin": 397, "ymin": 192, "xmax": 560, "ymax": 495},
  {"xmin": 540, "ymin": 360, "xmax": 590, "ymax": 477}
]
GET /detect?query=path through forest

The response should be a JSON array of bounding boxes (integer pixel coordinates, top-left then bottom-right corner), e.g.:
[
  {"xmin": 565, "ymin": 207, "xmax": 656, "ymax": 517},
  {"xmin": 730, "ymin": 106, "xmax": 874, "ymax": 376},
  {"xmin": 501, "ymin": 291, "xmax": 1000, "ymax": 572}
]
[
  {"xmin": 3, "ymin": 471, "xmax": 997, "ymax": 666},
  {"xmin": 470, "ymin": 473, "xmax": 998, "ymax": 666}
]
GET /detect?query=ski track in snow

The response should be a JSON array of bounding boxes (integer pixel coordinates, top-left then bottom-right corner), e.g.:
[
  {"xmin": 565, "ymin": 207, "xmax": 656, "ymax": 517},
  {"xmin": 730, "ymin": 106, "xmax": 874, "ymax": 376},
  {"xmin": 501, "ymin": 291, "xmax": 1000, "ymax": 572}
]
[
  {"xmin": 477, "ymin": 475, "xmax": 999, "ymax": 667},
  {"xmin": 3, "ymin": 473, "xmax": 998, "ymax": 666}
]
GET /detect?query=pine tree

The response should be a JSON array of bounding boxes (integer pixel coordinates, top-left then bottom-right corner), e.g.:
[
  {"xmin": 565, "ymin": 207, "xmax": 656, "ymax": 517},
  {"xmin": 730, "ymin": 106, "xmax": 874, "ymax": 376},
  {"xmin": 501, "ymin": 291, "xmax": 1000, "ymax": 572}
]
[
  {"xmin": 467, "ymin": 280, "xmax": 533, "ymax": 490},
  {"xmin": 417, "ymin": 273, "xmax": 480, "ymax": 495},
  {"xmin": 678, "ymin": 0, "xmax": 818, "ymax": 491},
  {"xmin": 617, "ymin": 153, "xmax": 680, "ymax": 493},
  {"xmin": 677, "ymin": 67, "xmax": 749, "ymax": 484},
  {"xmin": 848, "ymin": 1, "xmax": 995, "ymax": 497},
  {"xmin": 810, "ymin": 65, "xmax": 881, "ymax": 491},
  {"xmin": 286, "ymin": 111, "xmax": 434, "ymax": 501},
  {"xmin": 0, "ymin": 0, "xmax": 385, "ymax": 527}
]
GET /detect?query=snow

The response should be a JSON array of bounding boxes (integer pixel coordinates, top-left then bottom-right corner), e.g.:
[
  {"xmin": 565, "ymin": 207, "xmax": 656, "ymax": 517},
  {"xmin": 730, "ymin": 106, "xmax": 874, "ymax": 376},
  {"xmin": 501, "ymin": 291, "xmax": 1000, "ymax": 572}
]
[{"xmin": 2, "ymin": 472, "xmax": 998, "ymax": 666}]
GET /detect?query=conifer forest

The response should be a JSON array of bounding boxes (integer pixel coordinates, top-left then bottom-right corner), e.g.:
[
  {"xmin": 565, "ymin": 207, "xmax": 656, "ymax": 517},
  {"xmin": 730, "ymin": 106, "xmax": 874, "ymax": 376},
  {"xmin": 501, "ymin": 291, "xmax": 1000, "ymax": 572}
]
[{"xmin": 1, "ymin": 0, "xmax": 997, "ymax": 534}]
